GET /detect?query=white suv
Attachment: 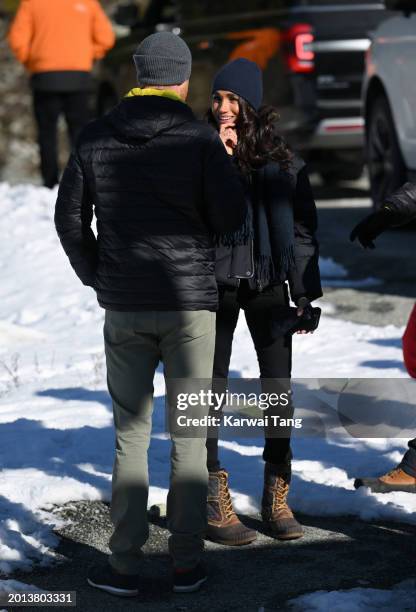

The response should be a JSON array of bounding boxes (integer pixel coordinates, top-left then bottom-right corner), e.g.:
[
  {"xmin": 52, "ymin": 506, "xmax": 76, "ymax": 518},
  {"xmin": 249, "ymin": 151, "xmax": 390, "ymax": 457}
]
[{"xmin": 363, "ymin": 0, "xmax": 416, "ymax": 208}]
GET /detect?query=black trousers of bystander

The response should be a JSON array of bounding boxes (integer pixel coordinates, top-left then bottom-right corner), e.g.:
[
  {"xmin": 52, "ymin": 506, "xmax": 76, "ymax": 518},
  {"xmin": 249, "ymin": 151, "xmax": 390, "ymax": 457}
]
[{"xmin": 32, "ymin": 90, "xmax": 90, "ymax": 188}]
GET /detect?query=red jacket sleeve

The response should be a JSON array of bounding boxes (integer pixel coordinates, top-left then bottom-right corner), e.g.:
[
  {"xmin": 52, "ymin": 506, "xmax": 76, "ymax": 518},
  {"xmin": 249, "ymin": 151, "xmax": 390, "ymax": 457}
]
[{"xmin": 402, "ymin": 304, "xmax": 416, "ymax": 378}]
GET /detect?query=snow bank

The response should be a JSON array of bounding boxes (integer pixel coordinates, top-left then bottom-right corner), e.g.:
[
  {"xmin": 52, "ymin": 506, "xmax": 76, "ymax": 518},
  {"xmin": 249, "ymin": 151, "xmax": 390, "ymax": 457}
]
[
  {"xmin": 287, "ymin": 580, "xmax": 416, "ymax": 611},
  {"xmin": 320, "ymin": 256, "xmax": 381, "ymax": 288}
]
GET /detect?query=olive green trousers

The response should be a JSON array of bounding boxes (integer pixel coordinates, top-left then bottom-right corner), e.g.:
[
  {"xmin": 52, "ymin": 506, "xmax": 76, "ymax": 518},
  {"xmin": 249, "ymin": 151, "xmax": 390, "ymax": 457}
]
[{"xmin": 104, "ymin": 309, "xmax": 215, "ymax": 574}]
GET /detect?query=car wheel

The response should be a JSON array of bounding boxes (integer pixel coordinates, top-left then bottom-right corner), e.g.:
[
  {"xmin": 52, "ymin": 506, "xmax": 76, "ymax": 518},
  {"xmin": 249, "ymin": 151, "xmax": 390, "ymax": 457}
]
[{"xmin": 367, "ymin": 95, "xmax": 406, "ymax": 210}]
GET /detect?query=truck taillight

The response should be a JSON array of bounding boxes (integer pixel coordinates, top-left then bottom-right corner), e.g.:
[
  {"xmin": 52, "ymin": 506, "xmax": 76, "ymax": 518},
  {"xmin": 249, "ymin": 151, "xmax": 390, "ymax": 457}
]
[{"xmin": 284, "ymin": 24, "xmax": 315, "ymax": 73}]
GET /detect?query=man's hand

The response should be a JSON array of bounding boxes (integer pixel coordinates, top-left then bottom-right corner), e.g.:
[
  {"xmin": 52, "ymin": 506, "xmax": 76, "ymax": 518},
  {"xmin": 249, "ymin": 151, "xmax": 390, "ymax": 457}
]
[
  {"xmin": 350, "ymin": 208, "xmax": 392, "ymax": 249},
  {"xmin": 219, "ymin": 125, "xmax": 238, "ymax": 155}
]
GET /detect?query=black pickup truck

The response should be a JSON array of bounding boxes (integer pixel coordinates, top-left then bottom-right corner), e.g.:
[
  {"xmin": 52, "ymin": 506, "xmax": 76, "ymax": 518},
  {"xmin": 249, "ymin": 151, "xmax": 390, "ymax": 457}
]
[{"xmin": 96, "ymin": 0, "xmax": 391, "ymax": 183}]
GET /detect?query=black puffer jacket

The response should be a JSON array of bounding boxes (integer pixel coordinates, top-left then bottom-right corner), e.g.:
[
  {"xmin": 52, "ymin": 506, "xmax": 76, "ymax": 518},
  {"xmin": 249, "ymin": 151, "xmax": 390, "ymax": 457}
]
[
  {"xmin": 55, "ymin": 95, "xmax": 247, "ymax": 311},
  {"xmin": 384, "ymin": 182, "xmax": 416, "ymax": 225}
]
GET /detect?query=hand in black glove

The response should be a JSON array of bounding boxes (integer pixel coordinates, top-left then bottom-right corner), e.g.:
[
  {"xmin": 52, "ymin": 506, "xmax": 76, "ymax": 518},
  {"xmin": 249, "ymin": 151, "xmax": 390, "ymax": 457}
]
[
  {"xmin": 349, "ymin": 208, "xmax": 392, "ymax": 249},
  {"xmin": 296, "ymin": 297, "xmax": 313, "ymax": 335}
]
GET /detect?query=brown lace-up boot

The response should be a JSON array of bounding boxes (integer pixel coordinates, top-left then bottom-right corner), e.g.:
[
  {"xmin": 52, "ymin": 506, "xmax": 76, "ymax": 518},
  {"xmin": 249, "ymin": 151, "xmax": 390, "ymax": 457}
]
[
  {"xmin": 261, "ymin": 463, "xmax": 303, "ymax": 540},
  {"xmin": 206, "ymin": 469, "xmax": 257, "ymax": 546},
  {"xmin": 354, "ymin": 466, "xmax": 416, "ymax": 493}
]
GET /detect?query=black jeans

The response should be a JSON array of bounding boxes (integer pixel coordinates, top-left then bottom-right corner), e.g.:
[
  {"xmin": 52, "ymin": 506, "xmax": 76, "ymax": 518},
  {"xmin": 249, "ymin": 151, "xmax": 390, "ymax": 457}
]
[
  {"xmin": 32, "ymin": 90, "xmax": 90, "ymax": 188},
  {"xmin": 206, "ymin": 281, "xmax": 293, "ymax": 479}
]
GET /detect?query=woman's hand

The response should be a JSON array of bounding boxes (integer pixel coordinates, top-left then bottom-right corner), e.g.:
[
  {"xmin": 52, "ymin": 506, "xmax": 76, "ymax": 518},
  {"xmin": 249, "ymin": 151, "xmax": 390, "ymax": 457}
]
[
  {"xmin": 296, "ymin": 298, "xmax": 314, "ymax": 335},
  {"xmin": 219, "ymin": 124, "xmax": 238, "ymax": 155}
]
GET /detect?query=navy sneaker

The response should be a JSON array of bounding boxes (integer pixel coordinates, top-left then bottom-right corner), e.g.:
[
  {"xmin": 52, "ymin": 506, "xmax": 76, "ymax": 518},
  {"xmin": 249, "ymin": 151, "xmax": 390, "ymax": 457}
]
[
  {"xmin": 173, "ymin": 563, "xmax": 207, "ymax": 593},
  {"xmin": 87, "ymin": 564, "xmax": 139, "ymax": 597}
]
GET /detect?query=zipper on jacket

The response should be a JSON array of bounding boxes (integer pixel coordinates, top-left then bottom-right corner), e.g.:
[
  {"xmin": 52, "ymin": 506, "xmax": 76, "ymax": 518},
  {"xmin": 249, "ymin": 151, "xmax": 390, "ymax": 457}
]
[{"xmin": 249, "ymin": 238, "xmax": 255, "ymax": 280}]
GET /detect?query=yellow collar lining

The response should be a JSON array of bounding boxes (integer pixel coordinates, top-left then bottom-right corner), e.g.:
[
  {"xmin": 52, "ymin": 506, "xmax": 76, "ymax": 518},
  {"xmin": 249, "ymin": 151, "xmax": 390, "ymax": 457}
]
[{"xmin": 125, "ymin": 87, "xmax": 184, "ymax": 103}]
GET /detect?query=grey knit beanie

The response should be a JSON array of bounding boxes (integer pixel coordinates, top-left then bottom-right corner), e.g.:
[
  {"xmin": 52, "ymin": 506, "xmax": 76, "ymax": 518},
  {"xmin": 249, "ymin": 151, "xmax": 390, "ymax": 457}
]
[{"xmin": 133, "ymin": 32, "xmax": 192, "ymax": 86}]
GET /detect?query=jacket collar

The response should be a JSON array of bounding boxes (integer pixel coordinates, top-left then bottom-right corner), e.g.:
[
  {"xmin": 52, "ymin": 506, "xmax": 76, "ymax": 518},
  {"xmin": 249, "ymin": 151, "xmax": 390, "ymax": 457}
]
[
  {"xmin": 125, "ymin": 87, "xmax": 185, "ymax": 104},
  {"xmin": 106, "ymin": 91, "xmax": 195, "ymax": 141}
]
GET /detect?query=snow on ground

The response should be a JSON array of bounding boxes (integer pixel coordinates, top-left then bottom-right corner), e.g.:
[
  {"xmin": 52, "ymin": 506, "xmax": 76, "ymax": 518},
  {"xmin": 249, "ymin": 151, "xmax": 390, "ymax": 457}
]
[
  {"xmin": 0, "ymin": 183, "xmax": 415, "ymax": 584},
  {"xmin": 286, "ymin": 580, "xmax": 416, "ymax": 611},
  {"xmin": 320, "ymin": 256, "xmax": 381, "ymax": 288},
  {"xmin": 0, "ymin": 579, "xmax": 47, "ymax": 595}
]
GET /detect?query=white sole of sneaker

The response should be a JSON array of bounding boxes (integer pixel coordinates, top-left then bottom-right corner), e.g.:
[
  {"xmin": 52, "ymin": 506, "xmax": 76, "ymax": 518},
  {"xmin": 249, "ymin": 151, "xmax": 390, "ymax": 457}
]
[
  {"xmin": 87, "ymin": 578, "xmax": 138, "ymax": 597},
  {"xmin": 173, "ymin": 576, "xmax": 207, "ymax": 593}
]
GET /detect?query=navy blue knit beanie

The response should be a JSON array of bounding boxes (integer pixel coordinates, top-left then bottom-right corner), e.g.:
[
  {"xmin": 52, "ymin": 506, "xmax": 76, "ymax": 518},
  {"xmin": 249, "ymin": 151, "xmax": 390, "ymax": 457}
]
[{"xmin": 211, "ymin": 58, "xmax": 263, "ymax": 111}]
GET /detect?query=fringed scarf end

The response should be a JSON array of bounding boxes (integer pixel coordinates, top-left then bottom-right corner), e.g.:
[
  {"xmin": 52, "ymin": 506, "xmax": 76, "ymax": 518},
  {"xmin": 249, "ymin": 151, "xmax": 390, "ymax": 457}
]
[
  {"xmin": 279, "ymin": 244, "xmax": 296, "ymax": 273},
  {"xmin": 214, "ymin": 216, "xmax": 254, "ymax": 248}
]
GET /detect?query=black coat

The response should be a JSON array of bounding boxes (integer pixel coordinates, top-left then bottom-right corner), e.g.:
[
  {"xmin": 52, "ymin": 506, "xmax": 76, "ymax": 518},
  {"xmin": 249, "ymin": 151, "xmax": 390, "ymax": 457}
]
[
  {"xmin": 55, "ymin": 96, "xmax": 247, "ymax": 311},
  {"xmin": 384, "ymin": 182, "xmax": 416, "ymax": 226},
  {"xmin": 215, "ymin": 158, "xmax": 322, "ymax": 304}
]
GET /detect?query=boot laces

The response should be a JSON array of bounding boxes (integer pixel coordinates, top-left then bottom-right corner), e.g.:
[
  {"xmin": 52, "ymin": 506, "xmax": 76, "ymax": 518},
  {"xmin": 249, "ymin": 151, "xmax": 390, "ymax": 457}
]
[
  {"xmin": 272, "ymin": 478, "xmax": 290, "ymax": 514},
  {"xmin": 219, "ymin": 472, "xmax": 235, "ymax": 520},
  {"xmin": 384, "ymin": 466, "xmax": 402, "ymax": 479}
]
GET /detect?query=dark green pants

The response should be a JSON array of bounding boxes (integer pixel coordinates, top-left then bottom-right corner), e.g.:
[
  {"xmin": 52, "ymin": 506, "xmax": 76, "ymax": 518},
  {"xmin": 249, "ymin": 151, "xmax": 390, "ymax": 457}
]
[{"xmin": 104, "ymin": 310, "xmax": 215, "ymax": 573}]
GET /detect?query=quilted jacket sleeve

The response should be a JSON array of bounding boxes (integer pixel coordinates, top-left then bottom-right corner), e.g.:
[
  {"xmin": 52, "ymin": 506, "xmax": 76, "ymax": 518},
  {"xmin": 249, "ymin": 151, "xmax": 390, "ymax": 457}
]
[
  {"xmin": 54, "ymin": 152, "xmax": 98, "ymax": 288},
  {"xmin": 383, "ymin": 182, "xmax": 416, "ymax": 226}
]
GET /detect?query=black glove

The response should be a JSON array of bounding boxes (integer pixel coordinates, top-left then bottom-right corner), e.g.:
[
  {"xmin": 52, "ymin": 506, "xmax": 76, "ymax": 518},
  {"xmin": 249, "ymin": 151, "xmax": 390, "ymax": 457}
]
[
  {"xmin": 271, "ymin": 305, "xmax": 321, "ymax": 336},
  {"xmin": 349, "ymin": 208, "xmax": 392, "ymax": 249}
]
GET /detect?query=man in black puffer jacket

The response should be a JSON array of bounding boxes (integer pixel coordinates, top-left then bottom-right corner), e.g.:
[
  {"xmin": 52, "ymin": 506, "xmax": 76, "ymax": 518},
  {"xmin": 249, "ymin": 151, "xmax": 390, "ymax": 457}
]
[
  {"xmin": 55, "ymin": 32, "xmax": 247, "ymax": 596},
  {"xmin": 351, "ymin": 182, "xmax": 416, "ymax": 494}
]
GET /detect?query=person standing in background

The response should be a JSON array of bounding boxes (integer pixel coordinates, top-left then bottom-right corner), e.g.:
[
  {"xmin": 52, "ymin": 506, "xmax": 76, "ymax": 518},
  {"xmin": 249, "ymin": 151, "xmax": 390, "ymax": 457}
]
[
  {"xmin": 351, "ymin": 182, "xmax": 416, "ymax": 493},
  {"xmin": 7, "ymin": 0, "xmax": 115, "ymax": 188}
]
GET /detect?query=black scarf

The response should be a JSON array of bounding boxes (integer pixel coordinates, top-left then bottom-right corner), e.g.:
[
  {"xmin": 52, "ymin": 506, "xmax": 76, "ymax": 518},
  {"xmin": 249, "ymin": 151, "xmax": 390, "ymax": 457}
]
[{"xmin": 215, "ymin": 161, "xmax": 296, "ymax": 285}]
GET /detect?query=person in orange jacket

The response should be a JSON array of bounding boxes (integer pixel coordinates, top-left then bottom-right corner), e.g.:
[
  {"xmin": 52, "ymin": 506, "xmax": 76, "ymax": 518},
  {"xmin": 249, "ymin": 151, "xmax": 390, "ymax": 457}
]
[{"xmin": 8, "ymin": 0, "xmax": 115, "ymax": 188}]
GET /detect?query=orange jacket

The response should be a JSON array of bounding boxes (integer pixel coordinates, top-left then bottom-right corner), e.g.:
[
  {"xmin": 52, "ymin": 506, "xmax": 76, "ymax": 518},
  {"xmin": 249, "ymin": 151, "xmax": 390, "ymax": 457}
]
[{"xmin": 7, "ymin": 0, "xmax": 115, "ymax": 74}]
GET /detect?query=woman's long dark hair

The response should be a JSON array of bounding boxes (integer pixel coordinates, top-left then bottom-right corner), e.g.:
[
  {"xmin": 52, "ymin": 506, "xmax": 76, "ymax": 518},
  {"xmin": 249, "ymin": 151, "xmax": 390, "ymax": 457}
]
[{"xmin": 207, "ymin": 95, "xmax": 293, "ymax": 175}]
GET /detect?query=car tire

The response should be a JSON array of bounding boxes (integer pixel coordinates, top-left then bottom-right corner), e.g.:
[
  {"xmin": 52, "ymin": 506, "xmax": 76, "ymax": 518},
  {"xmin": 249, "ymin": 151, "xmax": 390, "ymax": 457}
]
[{"xmin": 366, "ymin": 94, "xmax": 406, "ymax": 210}]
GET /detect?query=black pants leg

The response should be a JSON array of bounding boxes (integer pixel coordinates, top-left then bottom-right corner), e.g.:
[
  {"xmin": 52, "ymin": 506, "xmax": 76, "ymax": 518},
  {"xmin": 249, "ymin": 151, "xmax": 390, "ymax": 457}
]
[
  {"xmin": 400, "ymin": 438, "xmax": 416, "ymax": 476},
  {"xmin": 206, "ymin": 283, "xmax": 293, "ymax": 479},
  {"xmin": 206, "ymin": 287, "xmax": 240, "ymax": 472},
  {"xmin": 62, "ymin": 91, "xmax": 91, "ymax": 150},
  {"xmin": 32, "ymin": 91, "xmax": 62, "ymax": 188},
  {"xmin": 243, "ymin": 284, "xmax": 293, "ymax": 480}
]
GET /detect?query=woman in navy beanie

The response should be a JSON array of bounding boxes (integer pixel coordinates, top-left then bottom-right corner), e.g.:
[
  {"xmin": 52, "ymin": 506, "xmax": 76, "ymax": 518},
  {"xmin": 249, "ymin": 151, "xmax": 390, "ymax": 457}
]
[{"xmin": 205, "ymin": 58, "xmax": 322, "ymax": 545}]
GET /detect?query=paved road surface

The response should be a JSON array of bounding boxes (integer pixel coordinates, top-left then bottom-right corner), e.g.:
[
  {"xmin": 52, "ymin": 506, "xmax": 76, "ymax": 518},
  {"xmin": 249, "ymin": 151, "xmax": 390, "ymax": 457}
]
[{"xmin": 10, "ymin": 501, "xmax": 416, "ymax": 612}]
